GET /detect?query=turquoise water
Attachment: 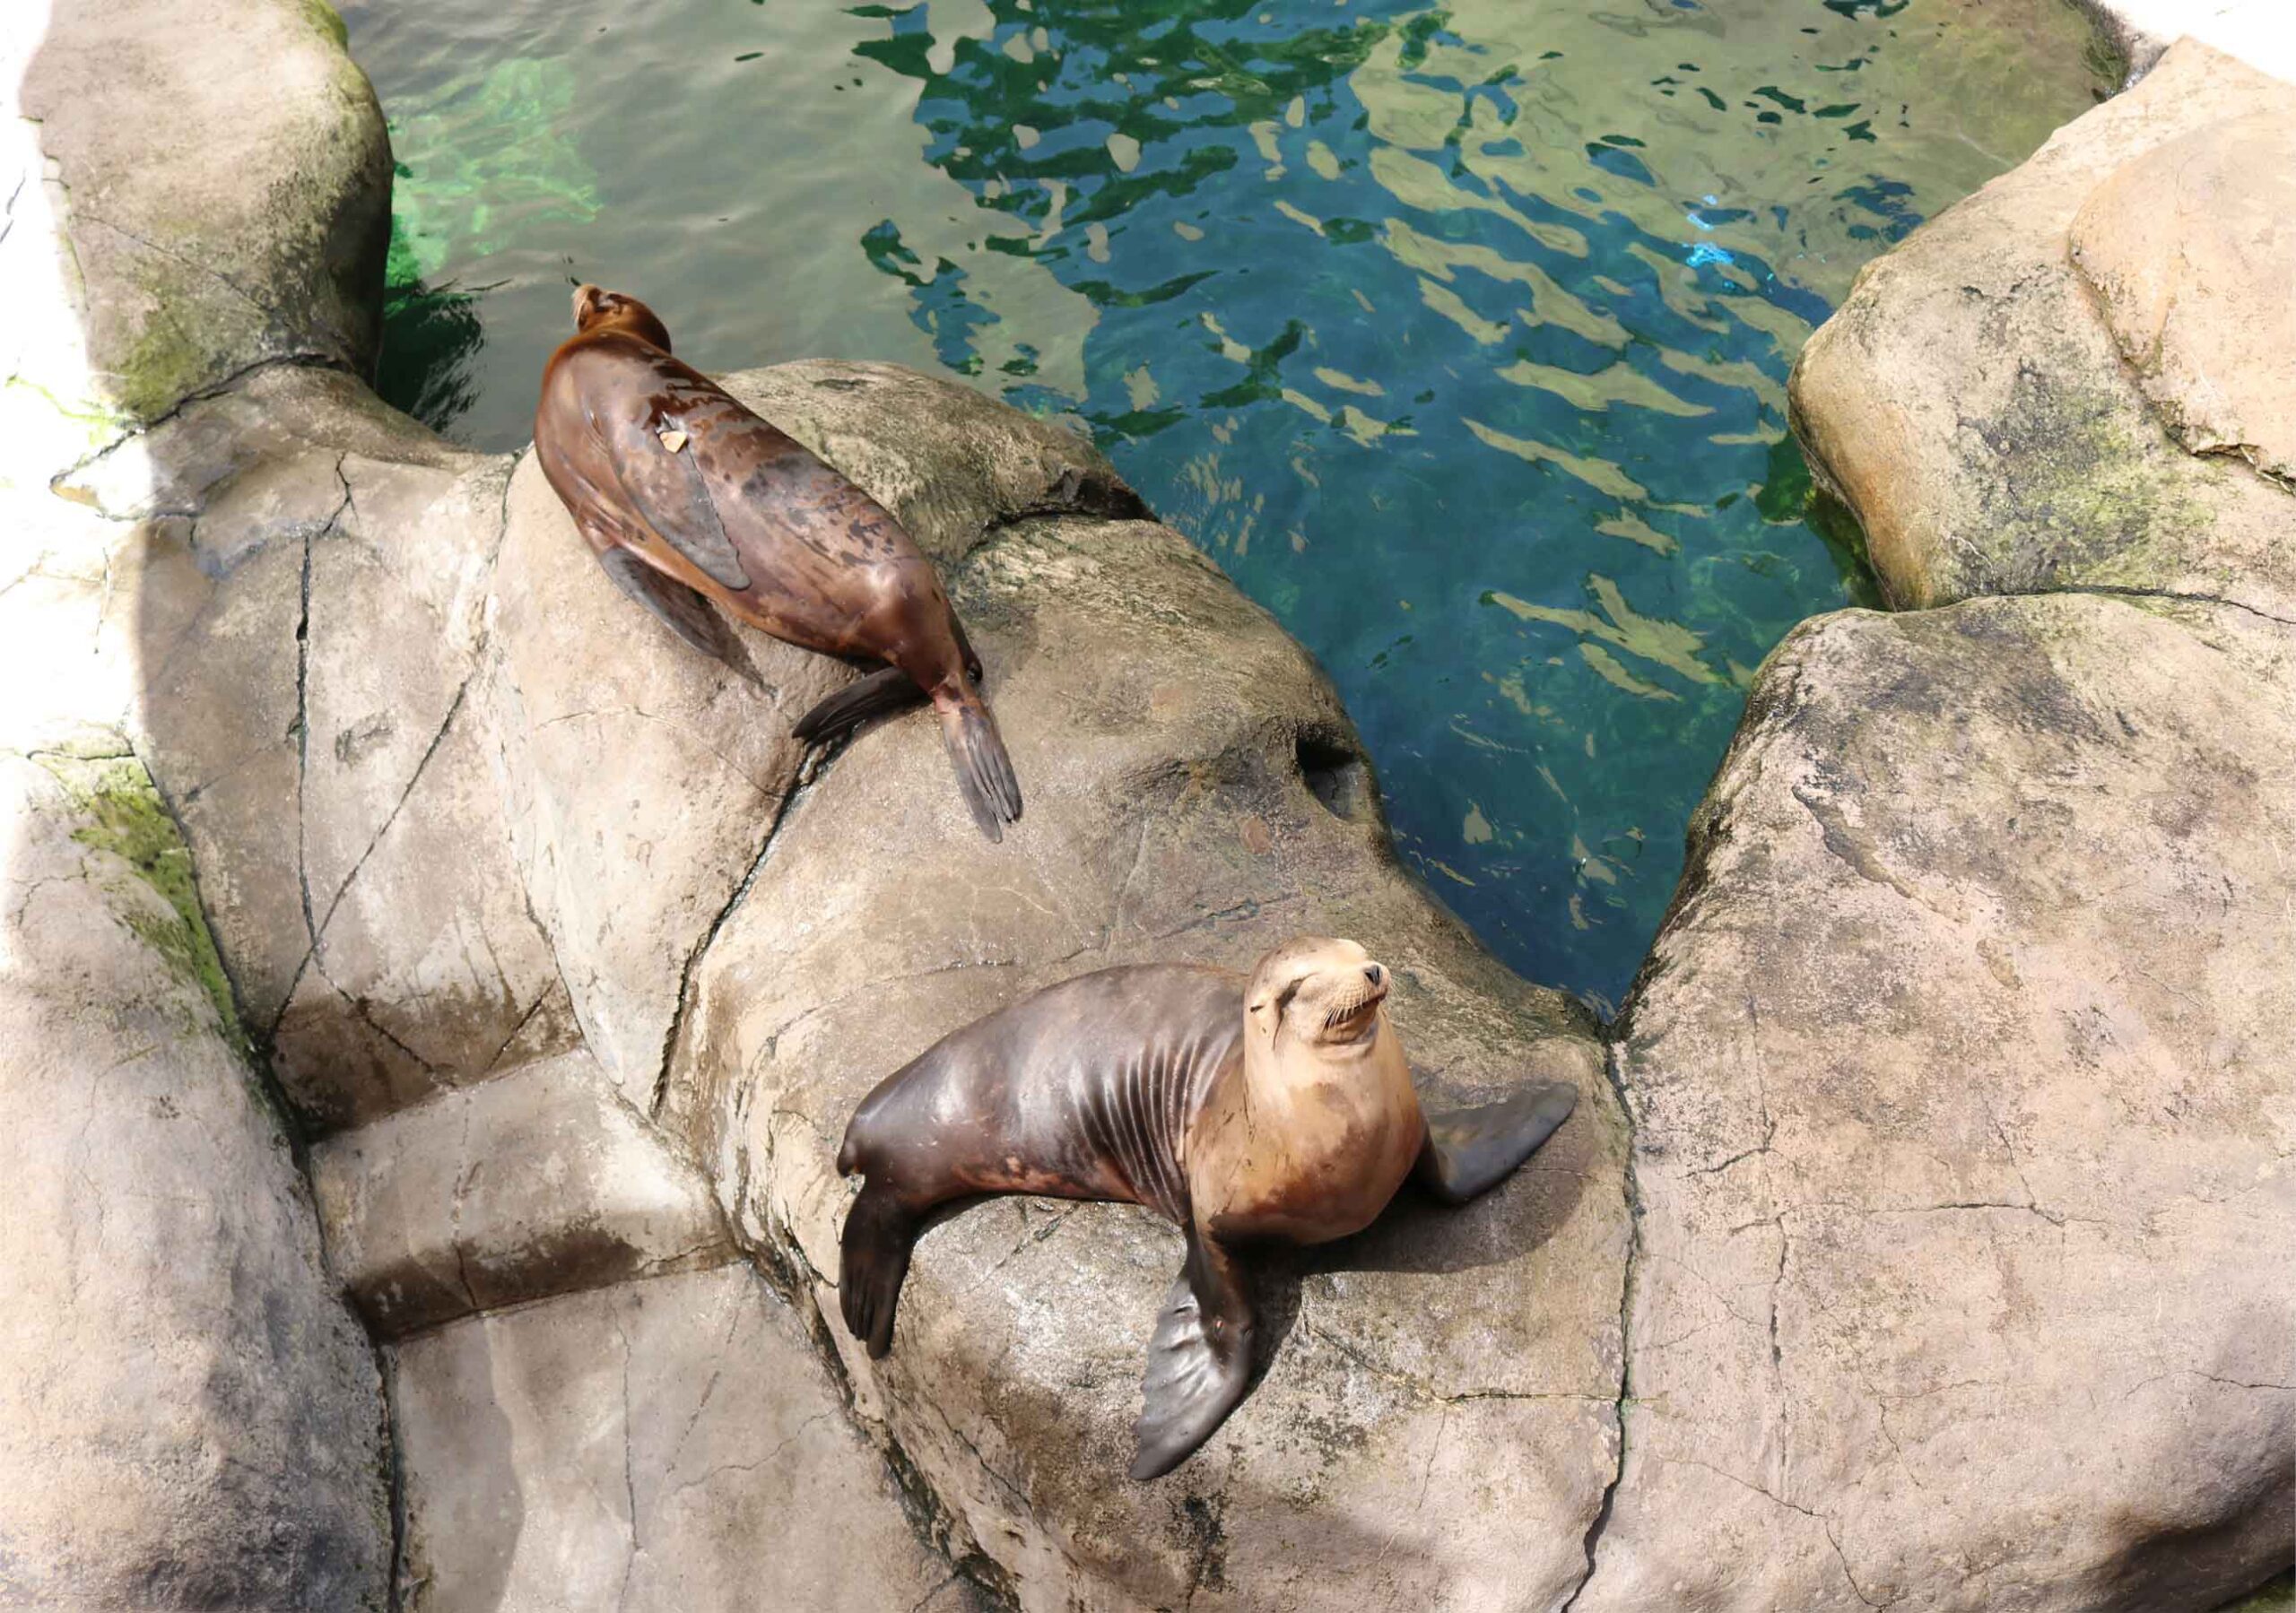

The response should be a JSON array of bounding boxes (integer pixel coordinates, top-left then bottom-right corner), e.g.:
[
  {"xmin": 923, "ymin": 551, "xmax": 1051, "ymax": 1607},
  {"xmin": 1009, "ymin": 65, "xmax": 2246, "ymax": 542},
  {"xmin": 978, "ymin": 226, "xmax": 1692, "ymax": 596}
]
[{"xmin": 347, "ymin": 0, "xmax": 2106, "ymax": 1010}]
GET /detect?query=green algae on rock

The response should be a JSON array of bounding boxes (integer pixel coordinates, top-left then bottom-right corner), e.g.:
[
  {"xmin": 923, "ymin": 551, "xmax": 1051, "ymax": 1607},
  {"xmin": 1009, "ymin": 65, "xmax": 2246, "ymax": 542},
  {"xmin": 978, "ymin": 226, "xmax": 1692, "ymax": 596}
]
[{"xmin": 34, "ymin": 744, "xmax": 254, "ymax": 1066}]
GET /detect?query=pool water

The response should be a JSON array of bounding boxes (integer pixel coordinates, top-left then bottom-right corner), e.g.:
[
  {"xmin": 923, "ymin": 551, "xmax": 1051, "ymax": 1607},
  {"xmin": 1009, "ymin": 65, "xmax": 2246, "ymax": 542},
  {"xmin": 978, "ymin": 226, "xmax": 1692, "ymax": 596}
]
[{"xmin": 345, "ymin": 0, "xmax": 2108, "ymax": 1012}]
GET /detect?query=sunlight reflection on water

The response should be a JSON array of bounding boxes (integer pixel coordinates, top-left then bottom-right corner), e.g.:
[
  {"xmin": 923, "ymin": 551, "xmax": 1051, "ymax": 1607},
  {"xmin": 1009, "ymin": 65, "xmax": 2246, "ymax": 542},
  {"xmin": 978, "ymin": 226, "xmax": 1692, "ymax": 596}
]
[{"xmin": 345, "ymin": 0, "xmax": 2106, "ymax": 1009}]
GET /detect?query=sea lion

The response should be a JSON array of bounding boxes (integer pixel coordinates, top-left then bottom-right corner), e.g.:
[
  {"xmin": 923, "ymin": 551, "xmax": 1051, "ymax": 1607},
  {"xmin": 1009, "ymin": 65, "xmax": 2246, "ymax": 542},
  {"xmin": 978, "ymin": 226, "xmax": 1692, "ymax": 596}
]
[
  {"xmin": 534, "ymin": 285, "xmax": 1022, "ymax": 840},
  {"xmin": 835, "ymin": 937, "xmax": 1578, "ymax": 1478}
]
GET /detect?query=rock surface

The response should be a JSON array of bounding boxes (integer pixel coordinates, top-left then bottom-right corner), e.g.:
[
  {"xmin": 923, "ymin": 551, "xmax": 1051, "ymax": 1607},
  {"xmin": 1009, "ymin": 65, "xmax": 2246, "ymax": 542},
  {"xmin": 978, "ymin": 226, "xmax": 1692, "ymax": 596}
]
[
  {"xmin": 311, "ymin": 1047, "xmax": 735, "ymax": 1339},
  {"xmin": 81, "ymin": 372, "xmax": 579, "ymax": 1132},
  {"xmin": 390, "ymin": 1264, "xmax": 987, "ymax": 1613},
  {"xmin": 1581, "ymin": 594, "xmax": 2296, "ymax": 1612},
  {"xmin": 1789, "ymin": 42, "xmax": 2296, "ymax": 620},
  {"xmin": 0, "ymin": 743, "xmax": 387, "ymax": 1609},
  {"xmin": 2070, "ymin": 109, "xmax": 2296, "ymax": 484}
]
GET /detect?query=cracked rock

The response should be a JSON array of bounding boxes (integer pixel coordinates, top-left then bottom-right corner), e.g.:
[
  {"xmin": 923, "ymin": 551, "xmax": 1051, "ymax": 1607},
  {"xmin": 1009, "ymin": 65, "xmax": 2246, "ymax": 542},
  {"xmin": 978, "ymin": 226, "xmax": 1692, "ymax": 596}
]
[
  {"xmin": 389, "ymin": 1264, "xmax": 981, "ymax": 1613},
  {"xmin": 1585, "ymin": 593, "xmax": 2296, "ymax": 1613}
]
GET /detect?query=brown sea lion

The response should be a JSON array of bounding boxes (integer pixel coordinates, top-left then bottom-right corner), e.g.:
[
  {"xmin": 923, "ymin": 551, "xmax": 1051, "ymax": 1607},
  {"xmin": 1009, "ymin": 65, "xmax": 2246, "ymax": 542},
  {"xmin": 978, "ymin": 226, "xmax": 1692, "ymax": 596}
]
[
  {"xmin": 835, "ymin": 937, "xmax": 1578, "ymax": 1478},
  {"xmin": 534, "ymin": 285, "xmax": 1021, "ymax": 839}
]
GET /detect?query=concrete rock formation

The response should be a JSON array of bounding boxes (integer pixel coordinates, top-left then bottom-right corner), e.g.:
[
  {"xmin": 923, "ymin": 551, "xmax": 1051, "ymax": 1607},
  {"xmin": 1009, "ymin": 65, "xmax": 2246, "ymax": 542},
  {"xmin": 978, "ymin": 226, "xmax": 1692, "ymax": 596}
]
[
  {"xmin": 1790, "ymin": 42, "xmax": 2296, "ymax": 620},
  {"xmin": 1582, "ymin": 594, "xmax": 2296, "ymax": 1611},
  {"xmin": 2, "ymin": 0, "xmax": 2292, "ymax": 1607},
  {"xmin": 2070, "ymin": 109, "xmax": 2296, "ymax": 486},
  {"xmin": 0, "ymin": 744, "xmax": 389, "ymax": 1609}
]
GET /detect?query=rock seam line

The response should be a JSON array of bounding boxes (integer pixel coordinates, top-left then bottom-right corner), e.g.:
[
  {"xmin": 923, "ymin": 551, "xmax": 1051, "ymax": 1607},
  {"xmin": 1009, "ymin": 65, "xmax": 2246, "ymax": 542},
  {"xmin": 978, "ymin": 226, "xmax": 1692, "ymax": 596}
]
[{"xmin": 1560, "ymin": 1036, "xmax": 1640, "ymax": 1611}]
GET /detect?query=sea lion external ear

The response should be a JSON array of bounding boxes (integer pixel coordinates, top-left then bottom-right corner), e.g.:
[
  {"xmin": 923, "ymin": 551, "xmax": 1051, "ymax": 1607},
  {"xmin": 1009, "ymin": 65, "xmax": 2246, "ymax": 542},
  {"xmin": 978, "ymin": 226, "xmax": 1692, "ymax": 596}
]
[
  {"xmin": 1132, "ymin": 1231, "xmax": 1255, "ymax": 1479},
  {"xmin": 1413, "ymin": 1080, "xmax": 1578, "ymax": 1205}
]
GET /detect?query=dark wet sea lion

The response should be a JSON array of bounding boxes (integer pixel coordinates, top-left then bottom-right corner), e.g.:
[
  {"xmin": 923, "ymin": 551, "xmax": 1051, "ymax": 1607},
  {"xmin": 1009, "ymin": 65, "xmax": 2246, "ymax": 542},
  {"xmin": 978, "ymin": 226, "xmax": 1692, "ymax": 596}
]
[
  {"xmin": 835, "ymin": 937, "xmax": 1578, "ymax": 1478},
  {"xmin": 534, "ymin": 284, "xmax": 1022, "ymax": 840}
]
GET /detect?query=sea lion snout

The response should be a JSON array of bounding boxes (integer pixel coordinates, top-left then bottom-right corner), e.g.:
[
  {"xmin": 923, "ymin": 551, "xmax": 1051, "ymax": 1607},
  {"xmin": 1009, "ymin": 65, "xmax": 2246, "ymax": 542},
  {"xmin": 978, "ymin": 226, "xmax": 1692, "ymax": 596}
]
[{"xmin": 571, "ymin": 282, "xmax": 604, "ymax": 325}]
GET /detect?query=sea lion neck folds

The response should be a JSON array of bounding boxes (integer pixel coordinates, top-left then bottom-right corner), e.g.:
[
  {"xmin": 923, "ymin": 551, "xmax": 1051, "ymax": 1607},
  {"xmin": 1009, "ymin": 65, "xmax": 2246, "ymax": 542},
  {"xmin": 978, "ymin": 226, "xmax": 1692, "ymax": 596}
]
[
  {"xmin": 535, "ymin": 285, "xmax": 1022, "ymax": 839},
  {"xmin": 834, "ymin": 936, "xmax": 1581, "ymax": 1479}
]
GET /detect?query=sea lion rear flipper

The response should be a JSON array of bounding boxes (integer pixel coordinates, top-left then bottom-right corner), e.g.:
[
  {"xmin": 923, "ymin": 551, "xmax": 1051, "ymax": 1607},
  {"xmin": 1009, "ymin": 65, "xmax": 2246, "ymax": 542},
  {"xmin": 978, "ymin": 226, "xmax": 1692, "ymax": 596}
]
[
  {"xmin": 1132, "ymin": 1232, "xmax": 1254, "ymax": 1480},
  {"xmin": 596, "ymin": 545, "xmax": 748, "ymax": 670},
  {"xmin": 795, "ymin": 665, "xmax": 928, "ymax": 744},
  {"xmin": 1414, "ymin": 1080, "xmax": 1578, "ymax": 1205},
  {"xmin": 936, "ymin": 698, "xmax": 1023, "ymax": 843}
]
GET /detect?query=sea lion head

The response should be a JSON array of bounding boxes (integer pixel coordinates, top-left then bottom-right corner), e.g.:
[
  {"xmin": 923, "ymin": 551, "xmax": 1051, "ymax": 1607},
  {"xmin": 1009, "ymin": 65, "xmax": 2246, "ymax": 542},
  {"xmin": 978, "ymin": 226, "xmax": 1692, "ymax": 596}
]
[
  {"xmin": 1243, "ymin": 935, "xmax": 1391, "ymax": 1059},
  {"xmin": 571, "ymin": 283, "xmax": 674, "ymax": 352}
]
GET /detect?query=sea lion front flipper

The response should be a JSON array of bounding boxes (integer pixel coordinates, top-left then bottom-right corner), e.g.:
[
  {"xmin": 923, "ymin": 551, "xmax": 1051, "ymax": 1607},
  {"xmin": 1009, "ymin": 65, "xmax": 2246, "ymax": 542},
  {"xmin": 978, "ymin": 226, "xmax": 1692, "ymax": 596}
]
[
  {"xmin": 596, "ymin": 544, "xmax": 748, "ymax": 669},
  {"xmin": 1414, "ymin": 1080, "xmax": 1579, "ymax": 1206},
  {"xmin": 839, "ymin": 1180, "xmax": 921, "ymax": 1359},
  {"xmin": 607, "ymin": 413, "xmax": 753, "ymax": 591},
  {"xmin": 1132, "ymin": 1231, "xmax": 1255, "ymax": 1480}
]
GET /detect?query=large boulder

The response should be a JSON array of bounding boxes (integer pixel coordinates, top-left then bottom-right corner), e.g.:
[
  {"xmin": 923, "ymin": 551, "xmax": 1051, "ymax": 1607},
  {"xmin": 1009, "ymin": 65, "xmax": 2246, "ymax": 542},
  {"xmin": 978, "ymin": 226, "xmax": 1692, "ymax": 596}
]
[
  {"xmin": 18, "ymin": 0, "xmax": 389, "ymax": 423},
  {"xmin": 1578, "ymin": 594, "xmax": 2295, "ymax": 1611},
  {"xmin": 649, "ymin": 376, "xmax": 1622, "ymax": 1611},
  {"xmin": 2069, "ymin": 109, "xmax": 2296, "ymax": 485},
  {"xmin": 1788, "ymin": 42, "xmax": 2296, "ymax": 620},
  {"xmin": 0, "ymin": 742, "xmax": 388, "ymax": 1609}
]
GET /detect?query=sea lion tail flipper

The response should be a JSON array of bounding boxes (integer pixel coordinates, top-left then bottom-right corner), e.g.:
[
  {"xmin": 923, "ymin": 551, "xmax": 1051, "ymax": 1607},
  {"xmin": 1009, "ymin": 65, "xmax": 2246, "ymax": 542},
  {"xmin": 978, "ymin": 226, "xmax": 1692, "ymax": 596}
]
[
  {"xmin": 794, "ymin": 665, "xmax": 927, "ymax": 745},
  {"xmin": 1414, "ymin": 1080, "xmax": 1579, "ymax": 1205},
  {"xmin": 839, "ymin": 1182, "xmax": 919, "ymax": 1358},
  {"xmin": 1131, "ymin": 1233, "xmax": 1255, "ymax": 1480},
  {"xmin": 937, "ymin": 698, "xmax": 1023, "ymax": 843},
  {"xmin": 596, "ymin": 545, "xmax": 747, "ymax": 671}
]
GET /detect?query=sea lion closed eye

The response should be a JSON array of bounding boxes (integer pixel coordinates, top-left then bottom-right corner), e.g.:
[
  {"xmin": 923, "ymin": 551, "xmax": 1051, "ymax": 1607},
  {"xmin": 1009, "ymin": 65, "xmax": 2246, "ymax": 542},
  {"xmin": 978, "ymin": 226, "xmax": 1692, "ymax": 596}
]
[{"xmin": 834, "ymin": 937, "xmax": 1578, "ymax": 1478}]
